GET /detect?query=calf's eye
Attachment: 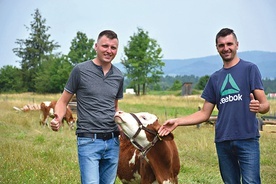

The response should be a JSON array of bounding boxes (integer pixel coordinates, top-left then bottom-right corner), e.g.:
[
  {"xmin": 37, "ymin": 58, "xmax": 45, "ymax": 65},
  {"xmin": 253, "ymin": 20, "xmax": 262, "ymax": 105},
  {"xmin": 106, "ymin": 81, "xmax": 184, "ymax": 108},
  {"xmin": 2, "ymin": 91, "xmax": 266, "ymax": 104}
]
[{"xmin": 141, "ymin": 116, "xmax": 146, "ymax": 120}]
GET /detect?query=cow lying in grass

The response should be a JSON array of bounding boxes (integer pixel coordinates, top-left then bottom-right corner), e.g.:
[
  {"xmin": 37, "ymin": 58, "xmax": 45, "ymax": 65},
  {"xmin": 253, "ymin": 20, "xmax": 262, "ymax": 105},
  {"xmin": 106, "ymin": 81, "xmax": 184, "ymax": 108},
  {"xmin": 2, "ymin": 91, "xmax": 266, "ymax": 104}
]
[
  {"xmin": 13, "ymin": 104, "xmax": 40, "ymax": 112},
  {"xmin": 40, "ymin": 101, "xmax": 75, "ymax": 129},
  {"xmin": 114, "ymin": 111, "xmax": 180, "ymax": 184}
]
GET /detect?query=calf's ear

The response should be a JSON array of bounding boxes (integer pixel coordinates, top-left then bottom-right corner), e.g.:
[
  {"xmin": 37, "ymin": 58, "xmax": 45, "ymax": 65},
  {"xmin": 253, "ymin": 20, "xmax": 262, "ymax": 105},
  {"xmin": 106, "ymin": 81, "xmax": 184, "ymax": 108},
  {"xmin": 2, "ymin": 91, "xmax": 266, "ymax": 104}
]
[
  {"xmin": 155, "ymin": 120, "xmax": 174, "ymax": 141},
  {"xmin": 159, "ymin": 132, "xmax": 174, "ymax": 141}
]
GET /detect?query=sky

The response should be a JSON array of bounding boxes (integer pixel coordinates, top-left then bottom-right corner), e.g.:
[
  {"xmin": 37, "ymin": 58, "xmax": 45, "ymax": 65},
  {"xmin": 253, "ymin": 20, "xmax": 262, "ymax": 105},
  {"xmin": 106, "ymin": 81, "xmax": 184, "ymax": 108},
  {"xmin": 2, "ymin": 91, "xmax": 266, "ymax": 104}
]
[{"xmin": 1, "ymin": 0, "xmax": 276, "ymax": 68}]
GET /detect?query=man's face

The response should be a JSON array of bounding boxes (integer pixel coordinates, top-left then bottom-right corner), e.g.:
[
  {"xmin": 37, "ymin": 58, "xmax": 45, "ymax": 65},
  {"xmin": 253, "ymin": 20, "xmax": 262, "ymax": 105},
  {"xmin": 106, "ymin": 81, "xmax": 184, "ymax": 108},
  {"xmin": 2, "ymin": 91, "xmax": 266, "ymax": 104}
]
[
  {"xmin": 216, "ymin": 34, "xmax": 239, "ymax": 62},
  {"xmin": 94, "ymin": 35, "xmax": 118, "ymax": 64}
]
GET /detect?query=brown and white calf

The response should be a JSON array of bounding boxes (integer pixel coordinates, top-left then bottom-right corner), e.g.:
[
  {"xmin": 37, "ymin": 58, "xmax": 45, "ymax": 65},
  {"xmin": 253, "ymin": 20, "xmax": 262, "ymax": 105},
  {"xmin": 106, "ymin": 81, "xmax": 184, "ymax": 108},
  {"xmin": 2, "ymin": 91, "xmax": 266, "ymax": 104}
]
[
  {"xmin": 40, "ymin": 101, "xmax": 75, "ymax": 129},
  {"xmin": 115, "ymin": 111, "xmax": 180, "ymax": 184}
]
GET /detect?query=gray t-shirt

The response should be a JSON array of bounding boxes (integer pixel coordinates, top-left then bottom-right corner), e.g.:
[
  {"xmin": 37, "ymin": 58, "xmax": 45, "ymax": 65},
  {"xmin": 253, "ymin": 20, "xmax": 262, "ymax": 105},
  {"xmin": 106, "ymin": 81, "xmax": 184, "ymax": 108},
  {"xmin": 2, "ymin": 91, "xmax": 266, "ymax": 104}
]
[{"xmin": 65, "ymin": 60, "xmax": 124, "ymax": 134}]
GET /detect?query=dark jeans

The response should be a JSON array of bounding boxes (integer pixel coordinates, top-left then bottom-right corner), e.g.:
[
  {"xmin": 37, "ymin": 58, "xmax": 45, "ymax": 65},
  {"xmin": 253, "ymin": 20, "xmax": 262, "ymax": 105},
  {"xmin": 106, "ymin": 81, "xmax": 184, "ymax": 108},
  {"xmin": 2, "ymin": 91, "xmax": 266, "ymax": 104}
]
[{"xmin": 215, "ymin": 138, "xmax": 261, "ymax": 184}]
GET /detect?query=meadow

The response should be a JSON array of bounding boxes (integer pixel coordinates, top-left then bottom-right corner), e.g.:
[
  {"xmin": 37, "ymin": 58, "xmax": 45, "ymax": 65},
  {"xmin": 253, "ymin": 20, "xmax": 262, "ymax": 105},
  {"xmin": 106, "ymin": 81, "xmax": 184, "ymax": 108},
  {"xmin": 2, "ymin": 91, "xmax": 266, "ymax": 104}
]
[{"xmin": 0, "ymin": 93, "xmax": 275, "ymax": 184}]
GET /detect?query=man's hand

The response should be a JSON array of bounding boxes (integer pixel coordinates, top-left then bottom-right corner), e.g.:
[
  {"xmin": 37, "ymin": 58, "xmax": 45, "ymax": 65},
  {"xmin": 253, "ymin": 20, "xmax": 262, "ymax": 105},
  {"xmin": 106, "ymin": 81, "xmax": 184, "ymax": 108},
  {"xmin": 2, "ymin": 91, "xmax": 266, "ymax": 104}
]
[
  {"xmin": 158, "ymin": 118, "xmax": 178, "ymax": 136},
  {"xmin": 50, "ymin": 114, "xmax": 61, "ymax": 131},
  {"xmin": 249, "ymin": 93, "xmax": 260, "ymax": 113}
]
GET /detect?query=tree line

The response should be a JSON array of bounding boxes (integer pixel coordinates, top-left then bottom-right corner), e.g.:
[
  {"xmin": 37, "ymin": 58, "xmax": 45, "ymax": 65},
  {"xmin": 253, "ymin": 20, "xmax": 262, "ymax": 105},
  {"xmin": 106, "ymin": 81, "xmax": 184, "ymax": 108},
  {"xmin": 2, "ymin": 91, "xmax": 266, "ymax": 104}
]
[
  {"xmin": 0, "ymin": 9, "xmax": 275, "ymax": 95},
  {"xmin": 0, "ymin": 9, "xmax": 165, "ymax": 95}
]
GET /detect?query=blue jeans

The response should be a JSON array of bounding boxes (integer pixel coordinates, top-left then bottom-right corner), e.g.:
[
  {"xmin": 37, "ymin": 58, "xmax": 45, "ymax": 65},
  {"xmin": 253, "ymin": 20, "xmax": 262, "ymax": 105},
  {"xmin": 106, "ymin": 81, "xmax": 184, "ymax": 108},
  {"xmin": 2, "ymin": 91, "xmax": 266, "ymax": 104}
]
[
  {"xmin": 77, "ymin": 136, "xmax": 120, "ymax": 184},
  {"xmin": 215, "ymin": 138, "xmax": 261, "ymax": 184}
]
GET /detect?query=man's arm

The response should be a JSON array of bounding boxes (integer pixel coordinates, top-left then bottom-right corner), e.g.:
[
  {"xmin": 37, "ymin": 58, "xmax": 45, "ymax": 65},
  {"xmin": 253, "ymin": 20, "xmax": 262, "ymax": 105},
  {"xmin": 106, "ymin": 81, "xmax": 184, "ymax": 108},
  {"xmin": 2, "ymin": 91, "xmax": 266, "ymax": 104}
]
[
  {"xmin": 158, "ymin": 100, "xmax": 215, "ymax": 136},
  {"xmin": 250, "ymin": 90, "xmax": 270, "ymax": 114},
  {"xmin": 115, "ymin": 99, "xmax": 119, "ymax": 112},
  {"xmin": 50, "ymin": 90, "xmax": 74, "ymax": 131}
]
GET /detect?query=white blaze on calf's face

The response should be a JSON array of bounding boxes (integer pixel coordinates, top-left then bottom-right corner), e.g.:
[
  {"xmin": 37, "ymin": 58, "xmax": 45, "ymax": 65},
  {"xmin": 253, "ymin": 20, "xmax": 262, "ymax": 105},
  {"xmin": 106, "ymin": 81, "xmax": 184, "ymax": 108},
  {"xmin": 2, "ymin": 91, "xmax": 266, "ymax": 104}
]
[
  {"xmin": 43, "ymin": 101, "xmax": 51, "ymax": 106},
  {"xmin": 49, "ymin": 108, "xmax": 54, "ymax": 116},
  {"xmin": 115, "ymin": 111, "xmax": 158, "ymax": 147}
]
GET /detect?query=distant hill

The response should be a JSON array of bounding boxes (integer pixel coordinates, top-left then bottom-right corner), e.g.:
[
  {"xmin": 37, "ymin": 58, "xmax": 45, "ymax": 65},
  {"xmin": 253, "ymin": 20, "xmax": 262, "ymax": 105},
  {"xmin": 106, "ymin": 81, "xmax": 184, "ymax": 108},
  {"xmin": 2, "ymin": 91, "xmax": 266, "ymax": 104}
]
[{"xmin": 114, "ymin": 51, "xmax": 276, "ymax": 78}]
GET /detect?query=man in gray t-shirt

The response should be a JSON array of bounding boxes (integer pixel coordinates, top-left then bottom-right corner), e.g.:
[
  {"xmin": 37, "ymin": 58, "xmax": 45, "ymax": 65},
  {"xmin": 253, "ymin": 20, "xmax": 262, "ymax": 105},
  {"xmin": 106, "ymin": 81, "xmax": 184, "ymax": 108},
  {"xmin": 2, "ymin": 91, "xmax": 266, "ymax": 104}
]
[{"xmin": 50, "ymin": 30, "xmax": 124, "ymax": 184}]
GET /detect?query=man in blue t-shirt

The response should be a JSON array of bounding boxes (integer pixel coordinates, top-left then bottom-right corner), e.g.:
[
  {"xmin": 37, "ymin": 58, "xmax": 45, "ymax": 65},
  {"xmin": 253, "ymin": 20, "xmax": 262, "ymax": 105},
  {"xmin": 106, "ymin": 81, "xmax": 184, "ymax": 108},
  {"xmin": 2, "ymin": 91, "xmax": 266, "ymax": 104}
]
[
  {"xmin": 158, "ymin": 28, "xmax": 270, "ymax": 184},
  {"xmin": 50, "ymin": 30, "xmax": 124, "ymax": 184}
]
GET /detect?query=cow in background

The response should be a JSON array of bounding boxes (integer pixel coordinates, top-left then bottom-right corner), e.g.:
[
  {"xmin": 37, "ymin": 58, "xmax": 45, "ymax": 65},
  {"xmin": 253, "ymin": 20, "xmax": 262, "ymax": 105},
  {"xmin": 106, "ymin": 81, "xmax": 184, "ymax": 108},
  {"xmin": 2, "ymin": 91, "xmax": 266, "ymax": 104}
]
[
  {"xmin": 40, "ymin": 101, "xmax": 75, "ymax": 129},
  {"xmin": 115, "ymin": 111, "xmax": 180, "ymax": 184},
  {"xmin": 13, "ymin": 103, "xmax": 40, "ymax": 112}
]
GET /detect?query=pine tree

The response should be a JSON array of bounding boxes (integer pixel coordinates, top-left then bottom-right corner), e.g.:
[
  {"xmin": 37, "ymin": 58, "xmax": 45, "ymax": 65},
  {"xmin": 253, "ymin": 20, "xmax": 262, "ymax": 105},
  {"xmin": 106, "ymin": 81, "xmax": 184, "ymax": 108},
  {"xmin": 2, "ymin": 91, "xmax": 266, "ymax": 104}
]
[{"xmin": 13, "ymin": 9, "xmax": 60, "ymax": 92}]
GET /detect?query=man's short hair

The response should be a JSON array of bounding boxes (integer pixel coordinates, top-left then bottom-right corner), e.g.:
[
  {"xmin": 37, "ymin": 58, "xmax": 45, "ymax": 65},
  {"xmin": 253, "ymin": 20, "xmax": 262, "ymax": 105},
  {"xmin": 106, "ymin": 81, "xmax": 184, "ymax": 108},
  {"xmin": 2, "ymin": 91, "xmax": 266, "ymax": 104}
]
[
  {"xmin": 98, "ymin": 30, "xmax": 118, "ymax": 41},
  {"xmin": 215, "ymin": 28, "xmax": 237, "ymax": 44}
]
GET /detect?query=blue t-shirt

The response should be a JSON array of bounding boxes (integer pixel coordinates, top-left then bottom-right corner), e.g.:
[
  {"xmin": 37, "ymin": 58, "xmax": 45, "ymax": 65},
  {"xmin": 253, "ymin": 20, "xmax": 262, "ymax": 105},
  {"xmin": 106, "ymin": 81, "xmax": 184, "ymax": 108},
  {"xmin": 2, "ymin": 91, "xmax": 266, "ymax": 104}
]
[
  {"xmin": 65, "ymin": 60, "xmax": 124, "ymax": 134},
  {"xmin": 202, "ymin": 59, "xmax": 263, "ymax": 142}
]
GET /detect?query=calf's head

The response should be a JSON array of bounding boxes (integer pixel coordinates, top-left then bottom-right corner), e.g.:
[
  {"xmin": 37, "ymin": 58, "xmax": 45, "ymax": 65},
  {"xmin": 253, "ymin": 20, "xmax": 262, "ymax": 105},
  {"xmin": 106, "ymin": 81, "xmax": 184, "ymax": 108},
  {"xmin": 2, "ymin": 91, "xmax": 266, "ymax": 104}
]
[{"xmin": 114, "ymin": 111, "xmax": 173, "ymax": 150}]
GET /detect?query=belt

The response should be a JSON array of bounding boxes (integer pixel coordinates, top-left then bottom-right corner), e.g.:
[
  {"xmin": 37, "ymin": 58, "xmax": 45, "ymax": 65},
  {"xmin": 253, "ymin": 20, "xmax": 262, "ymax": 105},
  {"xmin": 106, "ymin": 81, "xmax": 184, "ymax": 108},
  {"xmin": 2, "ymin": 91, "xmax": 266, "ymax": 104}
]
[{"xmin": 77, "ymin": 132, "xmax": 120, "ymax": 140}]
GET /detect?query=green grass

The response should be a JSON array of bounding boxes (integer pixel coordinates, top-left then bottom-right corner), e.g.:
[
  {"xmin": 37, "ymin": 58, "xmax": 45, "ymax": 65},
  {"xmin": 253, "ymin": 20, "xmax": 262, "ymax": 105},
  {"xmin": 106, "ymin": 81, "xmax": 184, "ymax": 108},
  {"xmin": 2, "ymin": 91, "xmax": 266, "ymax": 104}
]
[{"xmin": 0, "ymin": 93, "xmax": 275, "ymax": 183}]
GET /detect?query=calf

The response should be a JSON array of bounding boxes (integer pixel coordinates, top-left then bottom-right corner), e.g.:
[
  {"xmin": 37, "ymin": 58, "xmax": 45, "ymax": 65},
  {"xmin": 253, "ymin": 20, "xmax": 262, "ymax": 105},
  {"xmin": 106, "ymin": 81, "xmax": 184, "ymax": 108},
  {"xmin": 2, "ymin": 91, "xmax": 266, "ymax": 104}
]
[
  {"xmin": 115, "ymin": 111, "xmax": 180, "ymax": 184},
  {"xmin": 40, "ymin": 101, "xmax": 75, "ymax": 129}
]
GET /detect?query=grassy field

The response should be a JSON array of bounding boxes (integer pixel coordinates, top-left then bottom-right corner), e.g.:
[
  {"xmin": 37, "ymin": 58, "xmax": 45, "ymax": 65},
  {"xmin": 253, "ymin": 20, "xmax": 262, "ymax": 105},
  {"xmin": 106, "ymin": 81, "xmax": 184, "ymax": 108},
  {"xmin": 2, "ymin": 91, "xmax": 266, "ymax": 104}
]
[{"xmin": 0, "ymin": 93, "xmax": 275, "ymax": 184}]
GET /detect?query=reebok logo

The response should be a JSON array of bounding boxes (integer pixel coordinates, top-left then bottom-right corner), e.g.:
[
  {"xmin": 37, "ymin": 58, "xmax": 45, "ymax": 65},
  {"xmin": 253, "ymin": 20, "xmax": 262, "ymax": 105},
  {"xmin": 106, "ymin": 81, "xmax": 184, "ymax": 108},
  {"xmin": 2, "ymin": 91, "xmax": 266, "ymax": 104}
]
[
  {"xmin": 220, "ymin": 74, "xmax": 240, "ymax": 96},
  {"xmin": 220, "ymin": 74, "xmax": 242, "ymax": 104},
  {"xmin": 220, "ymin": 94, "xmax": 243, "ymax": 104}
]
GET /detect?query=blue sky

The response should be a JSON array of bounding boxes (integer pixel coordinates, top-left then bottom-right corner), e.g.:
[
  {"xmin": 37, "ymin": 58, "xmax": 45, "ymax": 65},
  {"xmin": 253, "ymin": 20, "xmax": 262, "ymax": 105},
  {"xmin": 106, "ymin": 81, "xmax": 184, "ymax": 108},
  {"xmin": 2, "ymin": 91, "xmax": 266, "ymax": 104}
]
[{"xmin": 1, "ymin": 0, "xmax": 276, "ymax": 68}]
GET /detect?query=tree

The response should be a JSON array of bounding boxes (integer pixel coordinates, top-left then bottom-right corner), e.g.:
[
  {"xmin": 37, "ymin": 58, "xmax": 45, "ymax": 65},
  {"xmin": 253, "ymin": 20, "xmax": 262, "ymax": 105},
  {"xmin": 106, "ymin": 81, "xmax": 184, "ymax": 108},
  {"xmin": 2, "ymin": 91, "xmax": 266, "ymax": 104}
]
[
  {"xmin": 170, "ymin": 80, "xmax": 182, "ymax": 91},
  {"xmin": 34, "ymin": 31, "xmax": 95, "ymax": 93},
  {"xmin": 122, "ymin": 28, "xmax": 164, "ymax": 95},
  {"xmin": 67, "ymin": 31, "xmax": 96, "ymax": 65},
  {"xmin": 34, "ymin": 54, "xmax": 73, "ymax": 93},
  {"xmin": 0, "ymin": 65, "xmax": 24, "ymax": 93},
  {"xmin": 195, "ymin": 75, "xmax": 210, "ymax": 90},
  {"xmin": 13, "ymin": 9, "xmax": 60, "ymax": 92},
  {"xmin": 263, "ymin": 78, "xmax": 276, "ymax": 94}
]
